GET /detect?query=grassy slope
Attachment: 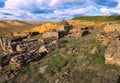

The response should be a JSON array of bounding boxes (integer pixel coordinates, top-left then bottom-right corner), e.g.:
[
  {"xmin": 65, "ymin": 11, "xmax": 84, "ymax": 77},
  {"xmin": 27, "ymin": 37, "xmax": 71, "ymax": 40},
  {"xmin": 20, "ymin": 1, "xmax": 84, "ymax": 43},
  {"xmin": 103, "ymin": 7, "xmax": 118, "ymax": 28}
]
[
  {"xmin": 72, "ymin": 15, "xmax": 120, "ymax": 22},
  {"xmin": 5, "ymin": 28, "xmax": 120, "ymax": 83}
]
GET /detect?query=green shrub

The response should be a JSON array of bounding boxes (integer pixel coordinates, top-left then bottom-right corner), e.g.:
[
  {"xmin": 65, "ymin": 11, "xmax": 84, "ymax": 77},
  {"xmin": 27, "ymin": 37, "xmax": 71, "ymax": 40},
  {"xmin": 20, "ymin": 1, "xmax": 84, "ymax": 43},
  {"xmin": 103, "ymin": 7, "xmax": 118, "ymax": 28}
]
[
  {"xmin": 94, "ymin": 54, "xmax": 105, "ymax": 64},
  {"xmin": 89, "ymin": 39, "xmax": 100, "ymax": 45},
  {"xmin": 104, "ymin": 64, "xmax": 119, "ymax": 71},
  {"xmin": 31, "ymin": 34, "xmax": 42, "ymax": 39},
  {"xmin": 46, "ymin": 56, "xmax": 67, "ymax": 76}
]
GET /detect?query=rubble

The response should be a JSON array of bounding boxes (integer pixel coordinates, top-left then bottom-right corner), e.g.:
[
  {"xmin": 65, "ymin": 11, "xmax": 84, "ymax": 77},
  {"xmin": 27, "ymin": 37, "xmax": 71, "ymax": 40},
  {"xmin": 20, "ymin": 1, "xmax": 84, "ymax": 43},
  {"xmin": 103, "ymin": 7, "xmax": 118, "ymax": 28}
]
[{"xmin": 70, "ymin": 26, "xmax": 89, "ymax": 37}]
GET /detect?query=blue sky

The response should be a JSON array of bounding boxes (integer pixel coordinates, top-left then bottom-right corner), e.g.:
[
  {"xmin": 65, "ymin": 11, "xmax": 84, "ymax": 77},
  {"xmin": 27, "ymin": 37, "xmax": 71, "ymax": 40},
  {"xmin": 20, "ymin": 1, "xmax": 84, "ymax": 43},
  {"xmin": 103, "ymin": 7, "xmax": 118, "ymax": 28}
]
[{"xmin": 0, "ymin": 0, "xmax": 120, "ymax": 20}]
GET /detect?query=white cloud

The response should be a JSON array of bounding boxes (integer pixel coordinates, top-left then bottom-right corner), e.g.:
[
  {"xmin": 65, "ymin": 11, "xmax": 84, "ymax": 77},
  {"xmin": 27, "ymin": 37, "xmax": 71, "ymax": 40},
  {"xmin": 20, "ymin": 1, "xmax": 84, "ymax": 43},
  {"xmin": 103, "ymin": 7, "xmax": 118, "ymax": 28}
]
[
  {"xmin": 0, "ymin": 0, "xmax": 120, "ymax": 20},
  {"xmin": 100, "ymin": 1, "xmax": 120, "ymax": 15}
]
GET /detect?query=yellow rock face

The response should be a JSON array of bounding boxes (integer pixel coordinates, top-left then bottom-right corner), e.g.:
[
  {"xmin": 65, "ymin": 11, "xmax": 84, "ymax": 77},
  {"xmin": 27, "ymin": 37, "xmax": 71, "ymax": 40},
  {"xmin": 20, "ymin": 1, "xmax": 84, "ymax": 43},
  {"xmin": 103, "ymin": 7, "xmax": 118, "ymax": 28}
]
[
  {"xmin": 29, "ymin": 22, "xmax": 58, "ymax": 33},
  {"xmin": 67, "ymin": 20, "xmax": 107, "ymax": 28},
  {"xmin": 104, "ymin": 23, "xmax": 120, "ymax": 32},
  {"xmin": 28, "ymin": 20, "xmax": 108, "ymax": 34}
]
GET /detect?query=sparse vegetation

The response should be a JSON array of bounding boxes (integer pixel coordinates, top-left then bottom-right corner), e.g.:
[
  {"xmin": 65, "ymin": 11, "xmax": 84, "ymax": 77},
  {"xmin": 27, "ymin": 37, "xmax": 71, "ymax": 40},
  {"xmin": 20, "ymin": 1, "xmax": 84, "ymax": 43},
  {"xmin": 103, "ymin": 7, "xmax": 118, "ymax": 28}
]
[
  {"xmin": 31, "ymin": 34, "xmax": 42, "ymax": 39},
  {"xmin": 73, "ymin": 15, "xmax": 120, "ymax": 22},
  {"xmin": 93, "ymin": 54, "xmax": 105, "ymax": 64},
  {"xmin": 46, "ymin": 56, "xmax": 67, "ymax": 76},
  {"xmin": 0, "ymin": 19, "xmax": 120, "ymax": 83}
]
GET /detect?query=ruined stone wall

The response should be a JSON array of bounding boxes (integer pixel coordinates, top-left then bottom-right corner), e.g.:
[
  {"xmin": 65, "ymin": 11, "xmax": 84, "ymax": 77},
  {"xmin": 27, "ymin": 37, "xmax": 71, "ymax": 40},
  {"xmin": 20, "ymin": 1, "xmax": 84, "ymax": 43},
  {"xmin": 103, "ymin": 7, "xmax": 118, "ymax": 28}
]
[{"xmin": 105, "ymin": 37, "xmax": 120, "ymax": 66}]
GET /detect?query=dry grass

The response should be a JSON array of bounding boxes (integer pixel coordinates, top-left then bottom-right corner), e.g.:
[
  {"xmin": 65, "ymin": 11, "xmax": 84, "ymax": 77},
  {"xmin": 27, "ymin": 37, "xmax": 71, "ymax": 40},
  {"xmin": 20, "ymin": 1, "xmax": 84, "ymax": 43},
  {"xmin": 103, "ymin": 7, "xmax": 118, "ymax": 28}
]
[{"xmin": 0, "ymin": 20, "xmax": 49, "ymax": 36}]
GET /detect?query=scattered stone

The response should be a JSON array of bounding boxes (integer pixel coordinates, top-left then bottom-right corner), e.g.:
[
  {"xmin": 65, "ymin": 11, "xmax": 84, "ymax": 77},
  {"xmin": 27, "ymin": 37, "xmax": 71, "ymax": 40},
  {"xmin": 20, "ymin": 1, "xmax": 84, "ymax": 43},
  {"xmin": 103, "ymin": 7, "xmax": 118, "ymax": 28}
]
[
  {"xmin": 39, "ymin": 65, "xmax": 48, "ymax": 74},
  {"xmin": 90, "ymin": 46, "xmax": 99, "ymax": 54}
]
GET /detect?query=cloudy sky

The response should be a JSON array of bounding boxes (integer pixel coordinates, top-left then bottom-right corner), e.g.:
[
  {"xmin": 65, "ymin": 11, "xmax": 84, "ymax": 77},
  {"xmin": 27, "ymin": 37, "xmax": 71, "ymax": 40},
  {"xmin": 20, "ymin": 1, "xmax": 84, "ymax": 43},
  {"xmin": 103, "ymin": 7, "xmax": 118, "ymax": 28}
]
[{"xmin": 0, "ymin": 0, "xmax": 120, "ymax": 20}]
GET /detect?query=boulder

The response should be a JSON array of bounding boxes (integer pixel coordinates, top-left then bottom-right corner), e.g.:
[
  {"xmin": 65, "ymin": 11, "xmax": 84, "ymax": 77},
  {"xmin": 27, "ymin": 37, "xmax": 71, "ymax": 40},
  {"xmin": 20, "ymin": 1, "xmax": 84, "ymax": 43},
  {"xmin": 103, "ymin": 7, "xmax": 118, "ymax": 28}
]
[
  {"xmin": 39, "ymin": 46, "xmax": 48, "ymax": 53},
  {"xmin": 39, "ymin": 65, "xmax": 48, "ymax": 74},
  {"xmin": 90, "ymin": 46, "xmax": 99, "ymax": 54},
  {"xmin": 105, "ymin": 37, "xmax": 120, "ymax": 66}
]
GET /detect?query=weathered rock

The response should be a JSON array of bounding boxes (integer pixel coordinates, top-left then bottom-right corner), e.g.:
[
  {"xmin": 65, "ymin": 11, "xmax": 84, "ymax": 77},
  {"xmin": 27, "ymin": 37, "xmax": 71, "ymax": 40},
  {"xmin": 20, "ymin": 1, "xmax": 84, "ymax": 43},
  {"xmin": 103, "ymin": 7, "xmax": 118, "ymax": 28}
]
[
  {"xmin": 105, "ymin": 37, "xmax": 120, "ymax": 66},
  {"xmin": 13, "ymin": 31, "xmax": 39, "ymax": 37},
  {"xmin": 96, "ymin": 31, "xmax": 120, "ymax": 45},
  {"xmin": 0, "ymin": 36, "xmax": 28, "ymax": 53},
  {"xmin": 57, "ymin": 20, "xmax": 69, "ymax": 26},
  {"xmin": 104, "ymin": 22, "xmax": 120, "ymax": 33},
  {"xmin": 0, "ymin": 51, "xmax": 25, "ymax": 66},
  {"xmin": 70, "ymin": 26, "xmax": 89, "ymax": 37},
  {"xmin": 15, "ymin": 39, "xmax": 44, "ymax": 52},
  {"xmin": 9, "ymin": 51, "xmax": 43, "ymax": 67},
  {"xmin": 39, "ymin": 65, "xmax": 48, "ymax": 74},
  {"xmin": 0, "ymin": 69, "xmax": 19, "ymax": 81},
  {"xmin": 80, "ymin": 27, "xmax": 89, "ymax": 37},
  {"xmin": 42, "ymin": 20, "xmax": 71, "ymax": 39},
  {"xmin": 39, "ymin": 46, "xmax": 48, "ymax": 53},
  {"xmin": 42, "ymin": 26, "xmax": 70, "ymax": 39},
  {"xmin": 42, "ymin": 31, "xmax": 59, "ymax": 39},
  {"xmin": 90, "ymin": 46, "xmax": 99, "ymax": 54}
]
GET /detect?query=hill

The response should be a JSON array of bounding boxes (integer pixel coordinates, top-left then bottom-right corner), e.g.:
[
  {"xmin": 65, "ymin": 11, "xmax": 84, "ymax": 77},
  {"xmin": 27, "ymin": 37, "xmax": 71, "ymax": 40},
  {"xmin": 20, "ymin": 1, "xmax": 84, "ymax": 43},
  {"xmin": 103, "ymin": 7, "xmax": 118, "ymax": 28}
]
[
  {"xmin": 0, "ymin": 20, "xmax": 49, "ymax": 36},
  {"xmin": 72, "ymin": 15, "xmax": 120, "ymax": 22}
]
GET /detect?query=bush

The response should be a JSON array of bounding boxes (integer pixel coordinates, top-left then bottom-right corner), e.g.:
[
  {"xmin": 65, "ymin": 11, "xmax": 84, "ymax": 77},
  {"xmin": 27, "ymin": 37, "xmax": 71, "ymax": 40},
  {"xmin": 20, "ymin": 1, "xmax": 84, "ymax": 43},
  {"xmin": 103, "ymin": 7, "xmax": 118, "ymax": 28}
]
[
  {"xmin": 46, "ymin": 56, "xmax": 67, "ymax": 76},
  {"xmin": 94, "ymin": 54, "xmax": 105, "ymax": 64}
]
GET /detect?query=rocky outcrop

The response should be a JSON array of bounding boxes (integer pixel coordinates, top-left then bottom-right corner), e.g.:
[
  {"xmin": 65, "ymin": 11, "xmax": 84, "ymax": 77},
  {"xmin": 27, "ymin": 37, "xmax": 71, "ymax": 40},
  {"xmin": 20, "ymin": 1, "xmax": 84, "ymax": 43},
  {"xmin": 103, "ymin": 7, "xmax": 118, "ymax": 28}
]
[
  {"xmin": 0, "ymin": 20, "xmax": 71, "ymax": 68},
  {"xmin": 0, "ymin": 36, "xmax": 50, "ymax": 67},
  {"xmin": 0, "ymin": 36, "xmax": 28, "ymax": 53},
  {"xmin": 0, "ymin": 20, "xmax": 72, "ymax": 81},
  {"xmin": 105, "ymin": 37, "xmax": 120, "ymax": 66},
  {"xmin": 70, "ymin": 26, "xmax": 89, "ymax": 37},
  {"xmin": 104, "ymin": 23, "xmax": 120, "ymax": 32},
  {"xmin": 13, "ymin": 31, "xmax": 39, "ymax": 37},
  {"xmin": 96, "ymin": 31, "xmax": 120, "ymax": 45},
  {"xmin": 42, "ymin": 20, "xmax": 71, "ymax": 39},
  {"xmin": 0, "ymin": 69, "xmax": 19, "ymax": 82}
]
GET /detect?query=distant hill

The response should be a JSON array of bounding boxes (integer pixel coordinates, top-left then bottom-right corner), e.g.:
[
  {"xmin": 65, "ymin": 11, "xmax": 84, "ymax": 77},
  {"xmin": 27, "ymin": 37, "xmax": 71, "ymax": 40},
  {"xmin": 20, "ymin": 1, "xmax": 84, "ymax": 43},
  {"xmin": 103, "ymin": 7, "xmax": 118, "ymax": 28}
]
[
  {"xmin": 72, "ymin": 15, "xmax": 120, "ymax": 22},
  {"xmin": 0, "ymin": 20, "xmax": 49, "ymax": 36}
]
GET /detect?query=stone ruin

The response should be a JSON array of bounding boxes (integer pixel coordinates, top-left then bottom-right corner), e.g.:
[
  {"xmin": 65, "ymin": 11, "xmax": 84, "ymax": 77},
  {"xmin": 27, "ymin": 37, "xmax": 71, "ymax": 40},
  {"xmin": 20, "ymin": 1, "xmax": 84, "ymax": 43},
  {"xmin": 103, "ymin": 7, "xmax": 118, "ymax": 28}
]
[
  {"xmin": 96, "ymin": 31, "xmax": 120, "ymax": 45},
  {"xmin": 0, "ymin": 36, "xmax": 47, "ymax": 67},
  {"xmin": 0, "ymin": 20, "xmax": 71, "ymax": 68},
  {"xmin": 69, "ymin": 26, "xmax": 89, "ymax": 37},
  {"xmin": 105, "ymin": 36, "xmax": 120, "ymax": 66},
  {"xmin": 42, "ymin": 20, "xmax": 71, "ymax": 39},
  {"xmin": 13, "ymin": 31, "xmax": 40, "ymax": 37}
]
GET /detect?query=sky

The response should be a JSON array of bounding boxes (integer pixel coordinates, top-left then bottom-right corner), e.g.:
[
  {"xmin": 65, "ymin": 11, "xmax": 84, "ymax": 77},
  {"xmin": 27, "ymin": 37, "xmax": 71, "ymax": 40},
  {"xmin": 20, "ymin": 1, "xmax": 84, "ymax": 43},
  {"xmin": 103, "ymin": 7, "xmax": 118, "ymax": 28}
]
[{"xmin": 0, "ymin": 0, "xmax": 120, "ymax": 20}]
